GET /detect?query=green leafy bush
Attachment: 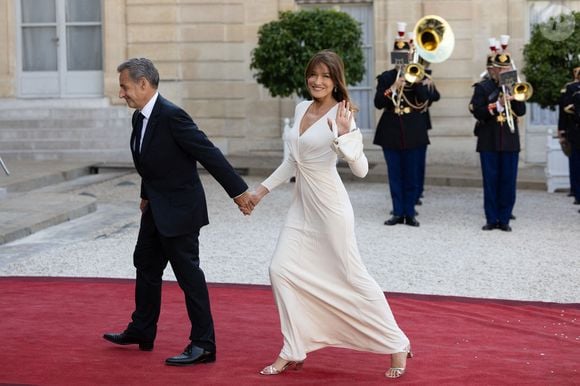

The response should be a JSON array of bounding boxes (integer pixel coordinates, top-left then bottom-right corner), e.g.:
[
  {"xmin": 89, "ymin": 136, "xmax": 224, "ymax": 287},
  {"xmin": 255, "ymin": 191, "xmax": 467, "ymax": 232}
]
[
  {"xmin": 522, "ymin": 11, "xmax": 580, "ymax": 110},
  {"xmin": 250, "ymin": 8, "xmax": 365, "ymax": 99}
]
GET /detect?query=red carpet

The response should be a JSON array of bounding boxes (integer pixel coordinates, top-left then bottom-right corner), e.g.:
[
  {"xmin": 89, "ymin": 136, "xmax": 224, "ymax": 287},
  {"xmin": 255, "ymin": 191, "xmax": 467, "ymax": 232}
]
[{"xmin": 0, "ymin": 277, "xmax": 577, "ymax": 385}]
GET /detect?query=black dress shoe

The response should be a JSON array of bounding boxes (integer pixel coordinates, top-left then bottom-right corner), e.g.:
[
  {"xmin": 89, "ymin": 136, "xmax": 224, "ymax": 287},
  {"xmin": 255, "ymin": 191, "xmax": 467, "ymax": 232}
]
[
  {"xmin": 404, "ymin": 216, "xmax": 420, "ymax": 227},
  {"xmin": 165, "ymin": 343, "xmax": 216, "ymax": 366},
  {"xmin": 384, "ymin": 215, "xmax": 404, "ymax": 225},
  {"xmin": 481, "ymin": 223, "xmax": 496, "ymax": 231},
  {"xmin": 498, "ymin": 223, "xmax": 512, "ymax": 232},
  {"xmin": 103, "ymin": 332, "xmax": 153, "ymax": 351}
]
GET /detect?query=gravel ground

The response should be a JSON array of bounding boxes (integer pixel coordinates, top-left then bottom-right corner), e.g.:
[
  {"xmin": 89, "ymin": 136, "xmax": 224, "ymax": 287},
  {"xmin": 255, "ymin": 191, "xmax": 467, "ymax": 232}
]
[{"xmin": 0, "ymin": 172, "xmax": 578, "ymax": 304}]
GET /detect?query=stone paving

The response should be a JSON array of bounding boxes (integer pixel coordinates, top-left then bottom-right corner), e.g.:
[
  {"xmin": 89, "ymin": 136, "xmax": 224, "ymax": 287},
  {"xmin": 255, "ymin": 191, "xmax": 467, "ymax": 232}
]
[{"xmin": 0, "ymin": 171, "xmax": 578, "ymax": 304}]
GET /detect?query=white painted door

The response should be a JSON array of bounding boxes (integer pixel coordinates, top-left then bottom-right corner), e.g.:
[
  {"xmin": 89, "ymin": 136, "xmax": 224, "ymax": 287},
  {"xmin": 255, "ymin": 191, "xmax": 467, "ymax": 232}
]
[
  {"xmin": 17, "ymin": 0, "xmax": 103, "ymax": 97},
  {"xmin": 299, "ymin": 3, "xmax": 374, "ymax": 130}
]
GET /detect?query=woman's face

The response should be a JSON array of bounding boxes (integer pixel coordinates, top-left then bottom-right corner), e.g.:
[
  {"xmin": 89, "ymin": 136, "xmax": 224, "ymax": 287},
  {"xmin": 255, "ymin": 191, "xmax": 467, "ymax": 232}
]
[{"xmin": 307, "ymin": 63, "xmax": 335, "ymax": 101}]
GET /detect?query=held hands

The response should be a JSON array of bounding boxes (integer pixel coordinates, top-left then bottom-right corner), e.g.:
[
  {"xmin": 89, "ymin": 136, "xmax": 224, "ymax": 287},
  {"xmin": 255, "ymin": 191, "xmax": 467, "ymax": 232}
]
[
  {"xmin": 233, "ymin": 185, "xmax": 269, "ymax": 216},
  {"xmin": 140, "ymin": 199, "xmax": 149, "ymax": 213},
  {"xmin": 327, "ymin": 100, "xmax": 354, "ymax": 137},
  {"xmin": 248, "ymin": 185, "xmax": 269, "ymax": 210},
  {"xmin": 233, "ymin": 191, "xmax": 254, "ymax": 216}
]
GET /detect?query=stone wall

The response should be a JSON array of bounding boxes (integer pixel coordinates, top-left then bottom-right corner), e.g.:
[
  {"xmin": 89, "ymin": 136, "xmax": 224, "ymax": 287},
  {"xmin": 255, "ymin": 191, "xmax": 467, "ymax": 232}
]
[
  {"xmin": 0, "ymin": 0, "xmax": 15, "ymax": 97},
  {"xmin": 0, "ymin": 0, "xmax": 578, "ymax": 165}
]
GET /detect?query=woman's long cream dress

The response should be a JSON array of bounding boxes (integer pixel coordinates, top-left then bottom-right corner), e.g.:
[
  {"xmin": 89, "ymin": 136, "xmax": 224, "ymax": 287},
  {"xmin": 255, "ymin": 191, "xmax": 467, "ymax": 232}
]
[{"xmin": 261, "ymin": 101, "xmax": 410, "ymax": 361}]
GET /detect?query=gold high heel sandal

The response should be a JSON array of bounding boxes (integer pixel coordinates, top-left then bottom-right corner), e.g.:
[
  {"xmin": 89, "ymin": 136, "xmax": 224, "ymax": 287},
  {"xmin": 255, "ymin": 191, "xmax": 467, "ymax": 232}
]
[
  {"xmin": 259, "ymin": 360, "xmax": 304, "ymax": 375},
  {"xmin": 385, "ymin": 346, "xmax": 413, "ymax": 379}
]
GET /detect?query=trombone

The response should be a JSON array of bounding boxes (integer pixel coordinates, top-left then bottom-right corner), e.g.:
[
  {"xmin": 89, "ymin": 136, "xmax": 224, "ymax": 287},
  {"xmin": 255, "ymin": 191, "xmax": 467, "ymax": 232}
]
[
  {"xmin": 499, "ymin": 59, "xmax": 533, "ymax": 133},
  {"xmin": 501, "ymin": 84, "xmax": 516, "ymax": 133}
]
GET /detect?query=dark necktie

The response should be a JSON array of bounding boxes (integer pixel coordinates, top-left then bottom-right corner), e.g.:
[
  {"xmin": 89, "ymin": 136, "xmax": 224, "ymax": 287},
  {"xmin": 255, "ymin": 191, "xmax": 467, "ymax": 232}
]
[{"xmin": 133, "ymin": 112, "xmax": 145, "ymax": 154}]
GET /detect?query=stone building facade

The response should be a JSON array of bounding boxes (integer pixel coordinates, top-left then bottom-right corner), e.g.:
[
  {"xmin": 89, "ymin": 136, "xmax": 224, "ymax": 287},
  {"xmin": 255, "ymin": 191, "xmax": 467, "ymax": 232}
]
[{"xmin": 0, "ymin": 0, "xmax": 578, "ymax": 165}]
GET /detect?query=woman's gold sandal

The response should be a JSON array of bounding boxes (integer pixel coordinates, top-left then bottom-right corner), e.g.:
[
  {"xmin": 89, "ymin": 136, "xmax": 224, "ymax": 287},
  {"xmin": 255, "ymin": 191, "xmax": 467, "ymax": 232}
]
[
  {"xmin": 260, "ymin": 360, "xmax": 304, "ymax": 375},
  {"xmin": 385, "ymin": 347, "xmax": 413, "ymax": 379}
]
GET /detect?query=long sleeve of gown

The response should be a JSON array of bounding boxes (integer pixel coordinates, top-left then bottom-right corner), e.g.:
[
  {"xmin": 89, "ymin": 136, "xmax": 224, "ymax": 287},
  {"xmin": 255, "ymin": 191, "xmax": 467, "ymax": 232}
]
[
  {"xmin": 348, "ymin": 152, "xmax": 368, "ymax": 178},
  {"xmin": 261, "ymin": 153, "xmax": 297, "ymax": 192},
  {"xmin": 332, "ymin": 119, "xmax": 368, "ymax": 178}
]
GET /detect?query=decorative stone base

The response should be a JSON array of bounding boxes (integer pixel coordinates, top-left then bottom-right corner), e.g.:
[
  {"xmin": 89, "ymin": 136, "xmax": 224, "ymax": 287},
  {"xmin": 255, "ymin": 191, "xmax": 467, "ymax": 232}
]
[{"xmin": 545, "ymin": 134, "xmax": 570, "ymax": 193}]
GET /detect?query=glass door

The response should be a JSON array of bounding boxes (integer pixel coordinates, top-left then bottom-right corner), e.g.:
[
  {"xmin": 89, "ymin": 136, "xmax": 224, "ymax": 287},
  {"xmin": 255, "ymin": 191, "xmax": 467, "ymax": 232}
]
[{"xmin": 18, "ymin": 0, "xmax": 103, "ymax": 97}]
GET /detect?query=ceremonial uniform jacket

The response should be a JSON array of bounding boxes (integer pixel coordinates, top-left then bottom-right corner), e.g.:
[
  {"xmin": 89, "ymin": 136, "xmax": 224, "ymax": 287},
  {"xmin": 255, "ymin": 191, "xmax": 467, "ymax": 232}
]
[
  {"xmin": 559, "ymin": 81, "xmax": 580, "ymax": 148},
  {"xmin": 373, "ymin": 68, "xmax": 433, "ymax": 150},
  {"xmin": 470, "ymin": 78, "xmax": 526, "ymax": 152}
]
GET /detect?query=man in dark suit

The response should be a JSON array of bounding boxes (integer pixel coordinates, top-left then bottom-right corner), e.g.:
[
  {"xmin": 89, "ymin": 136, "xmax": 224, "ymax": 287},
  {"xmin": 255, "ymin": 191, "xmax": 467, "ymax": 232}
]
[{"xmin": 103, "ymin": 58, "xmax": 253, "ymax": 366}]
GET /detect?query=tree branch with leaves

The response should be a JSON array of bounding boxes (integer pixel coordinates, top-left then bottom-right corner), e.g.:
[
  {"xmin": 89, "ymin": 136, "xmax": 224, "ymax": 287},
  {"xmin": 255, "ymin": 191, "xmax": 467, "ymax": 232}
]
[
  {"xmin": 522, "ymin": 11, "xmax": 580, "ymax": 110},
  {"xmin": 250, "ymin": 9, "xmax": 365, "ymax": 99}
]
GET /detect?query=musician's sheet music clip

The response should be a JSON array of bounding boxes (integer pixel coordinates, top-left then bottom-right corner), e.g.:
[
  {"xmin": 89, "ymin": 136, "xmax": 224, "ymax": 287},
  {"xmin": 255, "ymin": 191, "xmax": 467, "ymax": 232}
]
[
  {"xmin": 391, "ymin": 51, "xmax": 409, "ymax": 65},
  {"xmin": 499, "ymin": 70, "xmax": 518, "ymax": 87}
]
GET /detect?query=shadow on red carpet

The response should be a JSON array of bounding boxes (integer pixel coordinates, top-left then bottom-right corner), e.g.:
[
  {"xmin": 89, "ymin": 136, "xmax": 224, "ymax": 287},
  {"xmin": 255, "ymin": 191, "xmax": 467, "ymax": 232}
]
[{"xmin": 0, "ymin": 277, "xmax": 578, "ymax": 385}]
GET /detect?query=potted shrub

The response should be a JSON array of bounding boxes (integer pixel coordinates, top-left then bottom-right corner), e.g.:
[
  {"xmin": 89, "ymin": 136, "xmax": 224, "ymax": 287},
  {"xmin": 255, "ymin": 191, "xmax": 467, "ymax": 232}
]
[
  {"xmin": 522, "ymin": 11, "xmax": 580, "ymax": 110},
  {"xmin": 250, "ymin": 8, "xmax": 365, "ymax": 99},
  {"xmin": 522, "ymin": 11, "xmax": 579, "ymax": 192}
]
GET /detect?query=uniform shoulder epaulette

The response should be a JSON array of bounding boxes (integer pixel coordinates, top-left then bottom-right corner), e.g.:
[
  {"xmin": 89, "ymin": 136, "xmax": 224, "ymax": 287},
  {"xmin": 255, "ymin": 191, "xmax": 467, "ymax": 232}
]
[
  {"xmin": 477, "ymin": 78, "xmax": 496, "ymax": 93},
  {"xmin": 560, "ymin": 82, "xmax": 573, "ymax": 94},
  {"xmin": 565, "ymin": 81, "xmax": 580, "ymax": 91}
]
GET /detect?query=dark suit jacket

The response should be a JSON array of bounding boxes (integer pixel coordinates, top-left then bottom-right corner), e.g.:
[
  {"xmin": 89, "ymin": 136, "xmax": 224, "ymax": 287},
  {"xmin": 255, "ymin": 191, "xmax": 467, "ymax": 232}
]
[
  {"xmin": 373, "ymin": 68, "xmax": 433, "ymax": 150},
  {"xmin": 130, "ymin": 94, "xmax": 247, "ymax": 237},
  {"xmin": 470, "ymin": 78, "xmax": 525, "ymax": 153}
]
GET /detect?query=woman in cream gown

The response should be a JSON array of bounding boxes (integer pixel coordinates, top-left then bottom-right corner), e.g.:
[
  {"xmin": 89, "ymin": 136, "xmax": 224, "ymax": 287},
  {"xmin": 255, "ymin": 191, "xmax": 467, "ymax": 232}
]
[{"xmin": 250, "ymin": 50, "xmax": 411, "ymax": 379}]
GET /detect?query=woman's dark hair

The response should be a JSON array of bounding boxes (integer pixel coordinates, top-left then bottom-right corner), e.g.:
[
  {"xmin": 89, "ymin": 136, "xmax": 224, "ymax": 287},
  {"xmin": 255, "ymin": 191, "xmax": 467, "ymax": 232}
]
[{"xmin": 304, "ymin": 50, "xmax": 357, "ymax": 111}]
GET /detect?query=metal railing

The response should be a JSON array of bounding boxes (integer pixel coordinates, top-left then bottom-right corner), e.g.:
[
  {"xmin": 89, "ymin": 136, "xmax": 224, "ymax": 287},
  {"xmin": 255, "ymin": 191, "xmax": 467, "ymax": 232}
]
[{"xmin": 0, "ymin": 156, "xmax": 9, "ymax": 175}]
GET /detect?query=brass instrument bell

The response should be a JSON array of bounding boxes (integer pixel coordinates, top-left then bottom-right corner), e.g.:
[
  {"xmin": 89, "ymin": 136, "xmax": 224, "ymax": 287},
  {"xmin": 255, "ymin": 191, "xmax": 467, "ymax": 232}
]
[
  {"xmin": 512, "ymin": 81, "xmax": 533, "ymax": 102},
  {"xmin": 413, "ymin": 15, "xmax": 455, "ymax": 64},
  {"xmin": 404, "ymin": 63, "xmax": 425, "ymax": 83},
  {"xmin": 402, "ymin": 15, "xmax": 454, "ymax": 83}
]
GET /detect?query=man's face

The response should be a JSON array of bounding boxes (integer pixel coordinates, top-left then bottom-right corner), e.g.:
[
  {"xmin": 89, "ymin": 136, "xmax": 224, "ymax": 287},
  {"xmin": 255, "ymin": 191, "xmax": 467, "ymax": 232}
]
[
  {"xmin": 489, "ymin": 67, "xmax": 500, "ymax": 82},
  {"xmin": 490, "ymin": 66, "xmax": 510, "ymax": 82},
  {"xmin": 118, "ymin": 70, "xmax": 148, "ymax": 110}
]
